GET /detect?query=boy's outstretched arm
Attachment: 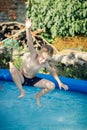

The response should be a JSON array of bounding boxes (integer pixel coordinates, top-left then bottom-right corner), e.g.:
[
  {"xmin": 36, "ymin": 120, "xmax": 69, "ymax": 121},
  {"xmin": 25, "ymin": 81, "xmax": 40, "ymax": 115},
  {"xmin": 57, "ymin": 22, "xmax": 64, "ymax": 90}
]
[
  {"xmin": 25, "ymin": 18, "xmax": 37, "ymax": 56},
  {"xmin": 45, "ymin": 62, "xmax": 68, "ymax": 90},
  {"xmin": 51, "ymin": 69, "xmax": 68, "ymax": 90}
]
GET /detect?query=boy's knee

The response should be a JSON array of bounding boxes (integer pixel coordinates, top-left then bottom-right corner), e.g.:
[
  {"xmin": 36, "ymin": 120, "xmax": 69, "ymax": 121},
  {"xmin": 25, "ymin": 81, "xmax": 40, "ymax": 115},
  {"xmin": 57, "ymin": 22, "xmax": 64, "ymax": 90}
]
[
  {"xmin": 10, "ymin": 68, "xmax": 17, "ymax": 74},
  {"xmin": 49, "ymin": 82, "xmax": 55, "ymax": 90}
]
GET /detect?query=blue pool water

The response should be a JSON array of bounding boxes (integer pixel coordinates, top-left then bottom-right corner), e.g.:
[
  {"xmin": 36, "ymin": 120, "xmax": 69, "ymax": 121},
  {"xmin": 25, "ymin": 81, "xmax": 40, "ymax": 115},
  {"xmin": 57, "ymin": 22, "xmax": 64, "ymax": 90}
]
[{"xmin": 0, "ymin": 81, "xmax": 87, "ymax": 130}]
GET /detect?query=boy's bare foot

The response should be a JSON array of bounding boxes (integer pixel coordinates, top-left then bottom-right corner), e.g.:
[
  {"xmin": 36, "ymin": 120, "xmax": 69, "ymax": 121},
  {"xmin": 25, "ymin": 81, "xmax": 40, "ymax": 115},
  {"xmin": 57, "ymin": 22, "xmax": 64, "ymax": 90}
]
[
  {"xmin": 35, "ymin": 94, "xmax": 41, "ymax": 107},
  {"xmin": 18, "ymin": 90, "xmax": 25, "ymax": 98}
]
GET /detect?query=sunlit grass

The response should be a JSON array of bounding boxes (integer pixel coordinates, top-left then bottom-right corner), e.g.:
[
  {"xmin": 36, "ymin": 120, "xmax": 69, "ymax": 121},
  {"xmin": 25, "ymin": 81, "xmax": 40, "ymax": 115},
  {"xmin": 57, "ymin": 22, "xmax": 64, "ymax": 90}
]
[{"xmin": 53, "ymin": 36, "xmax": 87, "ymax": 52}]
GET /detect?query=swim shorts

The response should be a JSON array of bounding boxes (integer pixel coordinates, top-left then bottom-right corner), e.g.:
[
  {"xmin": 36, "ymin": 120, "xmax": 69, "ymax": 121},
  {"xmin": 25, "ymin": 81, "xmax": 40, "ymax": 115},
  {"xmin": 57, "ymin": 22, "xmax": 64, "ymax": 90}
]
[{"xmin": 22, "ymin": 76, "xmax": 42, "ymax": 86}]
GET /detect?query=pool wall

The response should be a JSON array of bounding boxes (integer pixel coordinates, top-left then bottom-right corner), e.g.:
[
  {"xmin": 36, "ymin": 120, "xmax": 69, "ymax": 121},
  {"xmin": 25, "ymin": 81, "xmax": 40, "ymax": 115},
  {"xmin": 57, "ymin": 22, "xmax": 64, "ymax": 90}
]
[{"xmin": 0, "ymin": 69, "xmax": 87, "ymax": 94}]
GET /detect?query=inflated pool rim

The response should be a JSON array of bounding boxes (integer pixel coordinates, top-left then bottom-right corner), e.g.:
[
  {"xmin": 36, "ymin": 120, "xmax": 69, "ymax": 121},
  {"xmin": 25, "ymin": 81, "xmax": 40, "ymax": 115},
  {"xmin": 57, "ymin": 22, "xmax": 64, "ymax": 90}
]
[{"xmin": 0, "ymin": 69, "xmax": 87, "ymax": 94}]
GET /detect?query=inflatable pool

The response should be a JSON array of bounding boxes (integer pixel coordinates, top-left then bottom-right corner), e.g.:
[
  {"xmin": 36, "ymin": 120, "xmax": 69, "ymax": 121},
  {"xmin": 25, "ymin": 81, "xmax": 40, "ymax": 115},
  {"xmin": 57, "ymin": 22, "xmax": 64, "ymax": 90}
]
[
  {"xmin": 0, "ymin": 69, "xmax": 87, "ymax": 94},
  {"xmin": 0, "ymin": 69, "xmax": 87, "ymax": 130}
]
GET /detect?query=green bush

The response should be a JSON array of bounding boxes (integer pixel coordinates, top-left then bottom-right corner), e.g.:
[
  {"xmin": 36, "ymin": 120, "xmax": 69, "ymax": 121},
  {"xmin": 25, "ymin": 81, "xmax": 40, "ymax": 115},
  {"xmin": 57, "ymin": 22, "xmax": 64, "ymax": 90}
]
[
  {"xmin": 0, "ymin": 38, "xmax": 22, "ymax": 69},
  {"xmin": 13, "ymin": 56, "xmax": 22, "ymax": 70},
  {"xmin": 0, "ymin": 47, "xmax": 10, "ymax": 68},
  {"xmin": 26, "ymin": 0, "xmax": 87, "ymax": 38},
  {"xmin": 56, "ymin": 63, "xmax": 87, "ymax": 80}
]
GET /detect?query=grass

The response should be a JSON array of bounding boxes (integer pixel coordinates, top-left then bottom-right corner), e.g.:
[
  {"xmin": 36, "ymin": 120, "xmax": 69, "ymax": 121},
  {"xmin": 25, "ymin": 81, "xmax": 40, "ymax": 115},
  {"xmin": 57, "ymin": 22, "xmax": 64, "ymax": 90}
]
[{"xmin": 53, "ymin": 36, "xmax": 87, "ymax": 52}]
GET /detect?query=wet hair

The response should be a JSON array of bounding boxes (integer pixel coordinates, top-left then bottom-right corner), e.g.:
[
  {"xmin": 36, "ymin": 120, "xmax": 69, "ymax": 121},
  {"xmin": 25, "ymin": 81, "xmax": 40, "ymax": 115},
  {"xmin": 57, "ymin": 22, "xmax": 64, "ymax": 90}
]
[{"xmin": 42, "ymin": 44, "xmax": 54, "ymax": 56}]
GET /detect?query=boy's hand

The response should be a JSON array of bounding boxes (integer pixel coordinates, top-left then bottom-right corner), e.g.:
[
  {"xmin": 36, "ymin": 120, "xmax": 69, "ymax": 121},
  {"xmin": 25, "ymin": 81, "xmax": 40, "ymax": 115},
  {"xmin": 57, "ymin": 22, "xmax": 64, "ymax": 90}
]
[
  {"xmin": 25, "ymin": 18, "xmax": 32, "ymax": 29},
  {"xmin": 59, "ymin": 82, "xmax": 68, "ymax": 90}
]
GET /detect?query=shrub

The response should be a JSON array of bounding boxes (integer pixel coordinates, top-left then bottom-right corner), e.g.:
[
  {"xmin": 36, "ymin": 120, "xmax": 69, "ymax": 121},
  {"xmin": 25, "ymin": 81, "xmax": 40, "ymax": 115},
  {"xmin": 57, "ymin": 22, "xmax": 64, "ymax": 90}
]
[
  {"xmin": 26, "ymin": 0, "xmax": 87, "ymax": 38},
  {"xmin": 56, "ymin": 63, "xmax": 87, "ymax": 80},
  {"xmin": 0, "ymin": 47, "xmax": 10, "ymax": 68}
]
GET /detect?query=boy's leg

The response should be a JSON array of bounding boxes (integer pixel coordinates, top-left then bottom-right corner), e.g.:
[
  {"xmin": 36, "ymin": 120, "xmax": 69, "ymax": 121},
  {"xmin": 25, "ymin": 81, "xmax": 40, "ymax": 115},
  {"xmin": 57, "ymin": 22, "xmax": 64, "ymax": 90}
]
[
  {"xmin": 34, "ymin": 79, "xmax": 55, "ymax": 106},
  {"xmin": 9, "ymin": 62, "xmax": 25, "ymax": 98}
]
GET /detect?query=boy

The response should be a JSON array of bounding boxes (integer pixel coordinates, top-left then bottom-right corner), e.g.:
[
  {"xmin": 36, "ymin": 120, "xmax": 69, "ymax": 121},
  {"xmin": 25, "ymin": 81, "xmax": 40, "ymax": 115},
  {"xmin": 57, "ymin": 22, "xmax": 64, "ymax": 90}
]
[{"xmin": 9, "ymin": 18, "xmax": 68, "ymax": 106}]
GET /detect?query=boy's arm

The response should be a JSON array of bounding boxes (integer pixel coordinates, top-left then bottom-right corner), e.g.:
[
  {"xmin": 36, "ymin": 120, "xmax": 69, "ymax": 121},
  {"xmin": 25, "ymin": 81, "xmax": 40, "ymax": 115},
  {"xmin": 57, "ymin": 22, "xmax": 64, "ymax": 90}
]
[
  {"xmin": 25, "ymin": 18, "xmax": 37, "ymax": 56},
  {"xmin": 44, "ymin": 62, "xmax": 68, "ymax": 90}
]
